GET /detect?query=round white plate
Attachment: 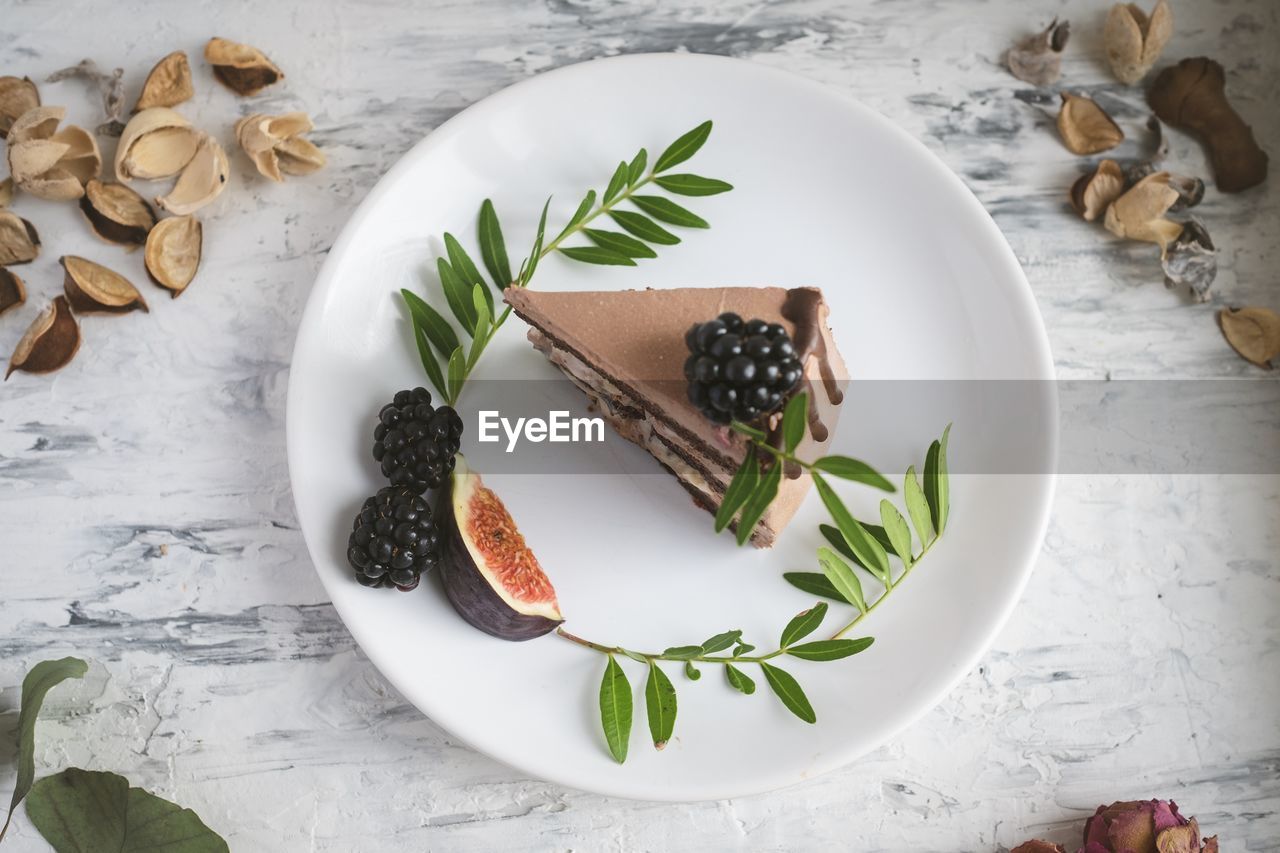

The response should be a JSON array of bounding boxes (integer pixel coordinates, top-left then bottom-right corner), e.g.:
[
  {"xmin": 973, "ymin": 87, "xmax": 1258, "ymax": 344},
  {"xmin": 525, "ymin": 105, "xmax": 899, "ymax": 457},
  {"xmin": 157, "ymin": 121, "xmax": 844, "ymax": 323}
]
[{"xmin": 287, "ymin": 54, "xmax": 1056, "ymax": 802}]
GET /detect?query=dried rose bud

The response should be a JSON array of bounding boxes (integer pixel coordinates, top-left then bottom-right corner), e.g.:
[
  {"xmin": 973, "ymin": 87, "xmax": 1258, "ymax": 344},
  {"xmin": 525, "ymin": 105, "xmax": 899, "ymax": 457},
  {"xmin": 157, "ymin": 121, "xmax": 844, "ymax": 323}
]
[
  {"xmin": 1057, "ymin": 93, "xmax": 1124, "ymax": 155},
  {"xmin": 204, "ymin": 37, "xmax": 283, "ymax": 96},
  {"xmin": 1083, "ymin": 800, "xmax": 1218, "ymax": 853},
  {"xmin": 6, "ymin": 296, "xmax": 80, "ymax": 379}
]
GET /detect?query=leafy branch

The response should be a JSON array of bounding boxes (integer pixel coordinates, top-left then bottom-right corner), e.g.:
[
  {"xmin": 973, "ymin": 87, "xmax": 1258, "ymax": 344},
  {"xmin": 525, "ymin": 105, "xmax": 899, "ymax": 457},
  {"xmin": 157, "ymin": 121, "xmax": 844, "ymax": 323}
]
[{"xmin": 401, "ymin": 120, "xmax": 733, "ymax": 406}]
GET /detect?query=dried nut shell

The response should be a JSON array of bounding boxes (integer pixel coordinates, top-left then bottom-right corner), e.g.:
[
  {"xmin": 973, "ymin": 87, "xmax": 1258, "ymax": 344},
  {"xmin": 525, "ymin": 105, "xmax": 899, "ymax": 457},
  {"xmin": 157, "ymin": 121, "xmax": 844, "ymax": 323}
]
[
  {"xmin": 1057, "ymin": 94, "xmax": 1124, "ymax": 155},
  {"xmin": 1218, "ymin": 307, "xmax": 1280, "ymax": 369},
  {"xmin": 7, "ymin": 105, "xmax": 63, "ymax": 145},
  {"xmin": 115, "ymin": 108, "xmax": 200, "ymax": 181},
  {"xmin": 0, "ymin": 267, "xmax": 26, "ymax": 315},
  {"xmin": 1104, "ymin": 171, "xmax": 1183, "ymax": 253},
  {"xmin": 145, "ymin": 215, "xmax": 202, "ymax": 296},
  {"xmin": 0, "ymin": 210, "xmax": 40, "ymax": 265},
  {"xmin": 1162, "ymin": 219, "xmax": 1217, "ymax": 301},
  {"xmin": 157, "ymin": 134, "xmax": 229, "ymax": 215},
  {"xmin": 205, "ymin": 37, "xmax": 283, "ymax": 96},
  {"xmin": 5, "ymin": 106, "xmax": 100, "ymax": 201},
  {"xmin": 50, "ymin": 124, "xmax": 101, "ymax": 184},
  {"xmin": 61, "ymin": 255, "xmax": 148, "ymax": 314},
  {"xmin": 1070, "ymin": 159, "xmax": 1126, "ymax": 221},
  {"xmin": 1006, "ymin": 18, "xmax": 1070, "ymax": 87},
  {"xmin": 236, "ymin": 112, "xmax": 325, "ymax": 181},
  {"xmin": 1104, "ymin": 0, "xmax": 1173, "ymax": 85},
  {"xmin": 0, "ymin": 177, "xmax": 13, "ymax": 207},
  {"xmin": 6, "ymin": 296, "xmax": 80, "ymax": 379},
  {"xmin": 80, "ymin": 179, "xmax": 157, "ymax": 247},
  {"xmin": 1166, "ymin": 173, "xmax": 1204, "ymax": 211},
  {"xmin": 0, "ymin": 76, "xmax": 40, "ymax": 139},
  {"xmin": 134, "ymin": 51, "xmax": 194, "ymax": 111}
]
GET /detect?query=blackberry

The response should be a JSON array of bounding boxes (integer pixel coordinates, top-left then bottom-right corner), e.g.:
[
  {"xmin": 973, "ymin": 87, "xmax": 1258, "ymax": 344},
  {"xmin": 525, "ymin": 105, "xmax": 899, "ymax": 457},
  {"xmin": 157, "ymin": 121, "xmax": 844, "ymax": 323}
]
[
  {"xmin": 347, "ymin": 486, "xmax": 439, "ymax": 591},
  {"xmin": 372, "ymin": 387, "xmax": 464, "ymax": 493},
  {"xmin": 683, "ymin": 312, "xmax": 803, "ymax": 425}
]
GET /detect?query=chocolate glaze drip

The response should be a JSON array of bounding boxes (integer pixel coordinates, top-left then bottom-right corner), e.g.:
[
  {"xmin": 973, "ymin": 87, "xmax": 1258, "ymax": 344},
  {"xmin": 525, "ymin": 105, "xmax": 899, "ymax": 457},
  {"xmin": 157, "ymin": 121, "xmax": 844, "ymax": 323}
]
[{"xmin": 765, "ymin": 288, "xmax": 844, "ymax": 478}]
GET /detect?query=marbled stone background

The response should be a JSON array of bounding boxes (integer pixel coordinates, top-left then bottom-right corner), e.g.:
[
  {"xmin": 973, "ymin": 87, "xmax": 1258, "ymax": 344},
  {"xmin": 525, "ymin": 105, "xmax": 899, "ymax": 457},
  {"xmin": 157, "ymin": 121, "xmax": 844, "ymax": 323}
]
[{"xmin": 1, "ymin": 0, "xmax": 1277, "ymax": 850}]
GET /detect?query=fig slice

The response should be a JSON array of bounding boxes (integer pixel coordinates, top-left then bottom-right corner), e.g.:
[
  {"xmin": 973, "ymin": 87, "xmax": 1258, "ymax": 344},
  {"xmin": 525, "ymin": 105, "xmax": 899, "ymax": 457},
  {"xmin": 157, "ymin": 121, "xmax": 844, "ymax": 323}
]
[
  {"xmin": 438, "ymin": 455, "xmax": 564, "ymax": 641},
  {"xmin": 61, "ymin": 255, "xmax": 148, "ymax": 314},
  {"xmin": 7, "ymin": 295, "xmax": 80, "ymax": 379},
  {"xmin": 134, "ymin": 51, "xmax": 194, "ymax": 111},
  {"xmin": 80, "ymin": 179, "xmax": 157, "ymax": 247},
  {"xmin": 0, "ymin": 267, "xmax": 26, "ymax": 316},
  {"xmin": 144, "ymin": 214, "xmax": 202, "ymax": 296},
  {"xmin": 0, "ymin": 210, "xmax": 40, "ymax": 265}
]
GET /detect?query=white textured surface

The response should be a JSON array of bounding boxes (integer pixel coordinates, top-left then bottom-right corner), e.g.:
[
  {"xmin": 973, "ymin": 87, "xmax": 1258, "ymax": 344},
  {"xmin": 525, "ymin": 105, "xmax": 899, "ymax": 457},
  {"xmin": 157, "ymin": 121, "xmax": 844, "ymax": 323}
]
[{"xmin": 1, "ymin": 1, "xmax": 1277, "ymax": 850}]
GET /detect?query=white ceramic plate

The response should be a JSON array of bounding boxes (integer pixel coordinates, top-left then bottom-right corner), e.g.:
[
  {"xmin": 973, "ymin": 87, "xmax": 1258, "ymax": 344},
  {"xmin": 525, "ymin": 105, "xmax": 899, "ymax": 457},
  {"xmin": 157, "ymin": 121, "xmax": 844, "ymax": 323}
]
[{"xmin": 287, "ymin": 54, "xmax": 1056, "ymax": 802}]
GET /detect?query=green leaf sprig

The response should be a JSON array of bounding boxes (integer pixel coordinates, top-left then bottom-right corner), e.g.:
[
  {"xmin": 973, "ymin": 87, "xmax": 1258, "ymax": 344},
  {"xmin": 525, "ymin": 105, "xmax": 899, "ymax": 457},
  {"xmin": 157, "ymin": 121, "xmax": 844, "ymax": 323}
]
[
  {"xmin": 558, "ymin": 601, "xmax": 874, "ymax": 762},
  {"xmin": 402, "ymin": 120, "xmax": 733, "ymax": 406}
]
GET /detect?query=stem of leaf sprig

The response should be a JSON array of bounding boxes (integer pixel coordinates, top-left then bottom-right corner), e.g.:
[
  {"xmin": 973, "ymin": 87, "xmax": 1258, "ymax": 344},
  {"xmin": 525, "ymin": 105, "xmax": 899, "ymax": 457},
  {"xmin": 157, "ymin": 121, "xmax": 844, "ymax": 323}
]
[{"xmin": 402, "ymin": 120, "xmax": 732, "ymax": 407}]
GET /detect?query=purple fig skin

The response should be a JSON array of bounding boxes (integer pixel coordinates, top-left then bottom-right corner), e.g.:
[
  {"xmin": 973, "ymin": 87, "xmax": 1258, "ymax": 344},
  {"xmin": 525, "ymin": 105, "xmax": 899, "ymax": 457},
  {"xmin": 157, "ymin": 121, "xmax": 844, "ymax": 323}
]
[{"xmin": 436, "ymin": 474, "xmax": 562, "ymax": 642}]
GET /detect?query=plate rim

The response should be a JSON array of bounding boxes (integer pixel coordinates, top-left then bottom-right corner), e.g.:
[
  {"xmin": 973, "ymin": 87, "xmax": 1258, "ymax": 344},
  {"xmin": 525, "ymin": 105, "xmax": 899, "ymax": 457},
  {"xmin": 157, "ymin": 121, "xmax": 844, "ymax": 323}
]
[{"xmin": 286, "ymin": 52, "xmax": 1059, "ymax": 802}]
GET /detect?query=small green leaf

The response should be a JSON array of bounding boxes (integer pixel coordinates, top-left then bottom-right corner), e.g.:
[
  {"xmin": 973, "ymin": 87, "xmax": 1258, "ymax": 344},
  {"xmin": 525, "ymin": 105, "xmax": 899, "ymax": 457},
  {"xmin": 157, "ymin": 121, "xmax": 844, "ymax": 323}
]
[
  {"xmin": 654, "ymin": 120, "xmax": 713, "ymax": 172},
  {"xmin": 477, "ymin": 199, "xmax": 512, "ymax": 289},
  {"xmin": 554, "ymin": 190, "xmax": 597, "ymax": 242},
  {"xmin": 438, "ymin": 258, "xmax": 476, "ymax": 335},
  {"xmin": 782, "ymin": 391, "xmax": 808, "ymax": 454},
  {"xmin": 924, "ymin": 440, "xmax": 942, "ymax": 531},
  {"xmin": 610, "ymin": 210, "xmax": 680, "ymax": 245},
  {"xmin": 725, "ymin": 663, "xmax": 756, "ymax": 695},
  {"xmin": 715, "ymin": 451, "xmax": 759, "ymax": 533},
  {"xmin": 779, "ymin": 601, "xmax": 828, "ymax": 647},
  {"xmin": 904, "ymin": 465, "xmax": 935, "ymax": 545},
  {"xmin": 401, "ymin": 289, "xmax": 460, "ymax": 358},
  {"xmin": 683, "ymin": 660, "xmax": 701, "ymax": 681},
  {"xmin": 880, "ymin": 500, "xmax": 914, "ymax": 568},
  {"xmin": 3, "ymin": 657, "xmax": 87, "ymax": 843},
  {"xmin": 468, "ymin": 285, "xmax": 491, "ymax": 369},
  {"xmin": 787, "ymin": 637, "xmax": 875, "ymax": 661},
  {"xmin": 699, "ymin": 630, "xmax": 742, "ymax": 654},
  {"xmin": 446, "ymin": 346, "xmax": 466, "ymax": 404},
  {"xmin": 760, "ymin": 662, "xmax": 816, "ymax": 723},
  {"xmin": 630, "ymin": 195, "xmax": 709, "ymax": 228},
  {"xmin": 782, "ymin": 571, "xmax": 846, "ymax": 602},
  {"xmin": 598, "ymin": 655, "xmax": 632, "ymax": 763},
  {"xmin": 412, "ymin": 320, "xmax": 448, "ymax": 402},
  {"xmin": 603, "ymin": 161, "xmax": 629, "ymax": 204},
  {"xmin": 661, "ymin": 645, "xmax": 703, "ymax": 660},
  {"xmin": 929, "ymin": 424, "xmax": 952, "ymax": 533},
  {"xmin": 733, "ymin": 642, "xmax": 756, "ymax": 656},
  {"xmin": 620, "ymin": 649, "xmax": 649, "ymax": 664},
  {"xmin": 521, "ymin": 197, "xmax": 552, "ymax": 284},
  {"xmin": 813, "ymin": 473, "xmax": 891, "ymax": 583},
  {"xmin": 627, "ymin": 148, "xmax": 648, "ymax": 185},
  {"xmin": 25, "ymin": 768, "xmax": 229, "ymax": 853},
  {"xmin": 735, "ymin": 460, "xmax": 782, "ymax": 545},
  {"xmin": 811, "ymin": 456, "xmax": 894, "ymax": 491},
  {"xmin": 645, "ymin": 662, "xmax": 677, "ymax": 749},
  {"xmin": 729, "ymin": 420, "xmax": 767, "ymax": 441},
  {"xmin": 817, "ymin": 547, "xmax": 866, "ymax": 612},
  {"xmin": 583, "ymin": 228, "xmax": 657, "ymax": 259},
  {"xmin": 819, "ymin": 523, "xmax": 860, "ymax": 564},
  {"xmin": 444, "ymin": 232, "xmax": 485, "ymax": 290},
  {"xmin": 558, "ymin": 246, "xmax": 637, "ymax": 266},
  {"xmin": 654, "ymin": 173, "xmax": 734, "ymax": 196}
]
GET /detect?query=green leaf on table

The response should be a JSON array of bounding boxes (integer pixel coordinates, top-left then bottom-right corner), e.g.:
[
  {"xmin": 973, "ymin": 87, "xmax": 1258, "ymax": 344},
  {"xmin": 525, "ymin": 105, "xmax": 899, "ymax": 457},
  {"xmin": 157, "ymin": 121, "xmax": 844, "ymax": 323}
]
[
  {"xmin": 2, "ymin": 657, "xmax": 87, "ymax": 843},
  {"xmin": 779, "ymin": 601, "xmax": 828, "ymax": 647},
  {"xmin": 630, "ymin": 195, "xmax": 709, "ymax": 228},
  {"xmin": 904, "ymin": 465, "xmax": 935, "ymax": 545},
  {"xmin": 655, "ymin": 120, "xmax": 713, "ymax": 172},
  {"xmin": 583, "ymin": 228, "xmax": 657, "ymax": 259},
  {"xmin": 521, "ymin": 196, "xmax": 552, "ymax": 284},
  {"xmin": 558, "ymin": 246, "xmax": 637, "ymax": 266},
  {"xmin": 401, "ymin": 289, "xmax": 460, "ymax": 358},
  {"xmin": 610, "ymin": 210, "xmax": 680, "ymax": 245},
  {"xmin": 654, "ymin": 173, "xmax": 734, "ymax": 196},
  {"xmin": 603, "ymin": 161, "xmax": 630, "ymax": 204},
  {"xmin": 782, "ymin": 571, "xmax": 846, "ymax": 602},
  {"xmin": 645, "ymin": 662, "xmax": 677, "ymax": 750},
  {"xmin": 412, "ymin": 319, "xmax": 448, "ymax": 401},
  {"xmin": 735, "ymin": 460, "xmax": 782, "ymax": 546},
  {"xmin": 817, "ymin": 547, "xmax": 866, "ymax": 612},
  {"xmin": 437, "ymin": 257, "xmax": 476, "ymax": 336},
  {"xmin": 598, "ymin": 655, "xmax": 632, "ymax": 764},
  {"xmin": 715, "ymin": 452, "xmax": 759, "ymax": 533},
  {"xmin": 759, "ymin": 662, "xmax": 815, "ymax": 723},
  {"xmin": 813, "ymin": 473, "xmax": 891, "ymax": 583},
  {"xmin": 477, "ymin": 198, "xmax": 512, "ymax": 289},
  {"xmin": 661, "ymin": 645, "xmax": 703, "ymax": 660},
  {"xmin": 627, "ymin": 148, "xmax": 647, "ymax": 186},
  {"xmin": 787, "ymin": 637, "xmax": 875, "ymax": 662},
  {"xmin": 880, "ymin": 500, "xmax": 914, "ymax": 568},
  {"xmin": 25, "ymin": 768, "xmax": 228, "ymax": 853},
  {"xmin": 782, "ymin": 391, "xmax": 808, "ymax": 454},
  {"xmin": 444, "ymin": 232, "xmax": 485, "ymax": 291},
  {"xmin": 811, "ymin": 456, "xmax": 894, "ymax": 491},
  {"xmin": 554, "ymin": 190, "xmax": 597, "ymax": 242},
  {"xmin": 446, "ymin": 346, "xmax": 466, "ymax": 404},
  {"xmin": 725, "ymin": 663, "xmax": 756, "ymax": 695},
  {"xmin": 699, "ymin": 630, "xmax": 742, "ymax": 654},
  {"xmin": 925, "ymin": 424, "xmax": 952, "ymax": 533},
  {"xmin": 683, "ymin": 660, "xmax": 701, "ymax": 681},
  {"xmin": 729, "ymin": 420, "xmax": 767, "ymax": 441}
]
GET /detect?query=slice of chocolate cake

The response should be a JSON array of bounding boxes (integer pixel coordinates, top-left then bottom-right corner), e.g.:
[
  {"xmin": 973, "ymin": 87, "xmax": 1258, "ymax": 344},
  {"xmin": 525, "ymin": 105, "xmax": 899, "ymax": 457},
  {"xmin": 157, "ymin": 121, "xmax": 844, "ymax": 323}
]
[{"xmin": 503, "ymin": 286, "xmax": 847, "ymax": 547}]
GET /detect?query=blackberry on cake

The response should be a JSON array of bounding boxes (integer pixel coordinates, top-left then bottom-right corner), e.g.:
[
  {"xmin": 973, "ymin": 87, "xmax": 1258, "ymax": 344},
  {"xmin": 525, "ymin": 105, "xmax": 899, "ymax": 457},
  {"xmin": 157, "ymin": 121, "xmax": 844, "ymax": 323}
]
[{"xmin": 683, "ymin": 311, "xmax": 803, "ymax": 424}]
